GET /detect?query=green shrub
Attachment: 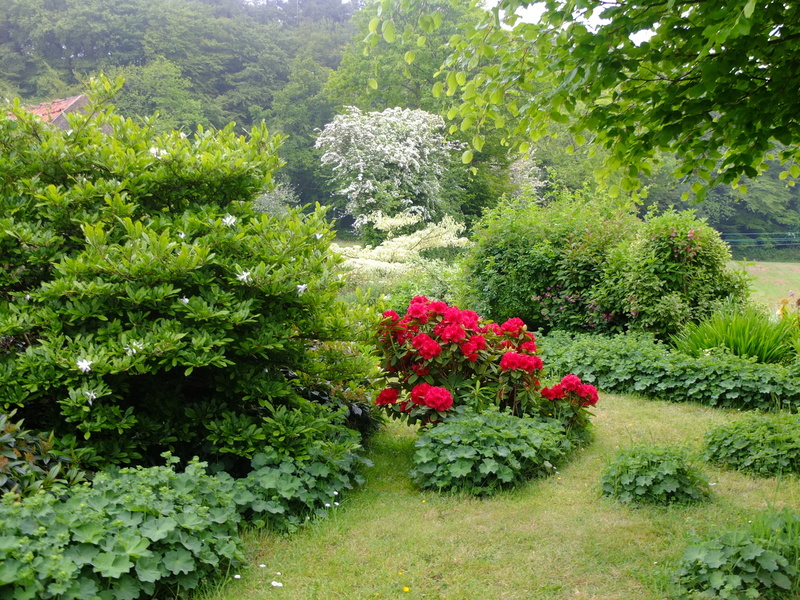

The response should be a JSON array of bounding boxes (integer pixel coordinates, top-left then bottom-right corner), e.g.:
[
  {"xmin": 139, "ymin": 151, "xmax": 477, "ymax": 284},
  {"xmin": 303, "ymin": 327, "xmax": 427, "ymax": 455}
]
[
  {"xmin": 600, "ymin": 445, "xmax": 710, "ymax": 506},
  {"xmin": 409, "ymin": 409, "xmax": 570, "ymax": 495},
  {"xmin": 0, "ymin": 411, "xmax": 85, "ymax": 496},
  {"xmin": 235, "ymin": 443, "xmax": 372, "ymax": 532},
  {"xmin": 704, "ymin": 413, "xmax": 800, "ymax": 476},
  {"xmin": 460, "ymin": 192, "xmax": 640, "ymax": 332},
  {"xmin": 539, "ymin": 331, "xmax": 800, "ymax": 412},
  {"xmin": 673, "ymin": 302, "xmax": 799, "ymax": 364},
  {"xmin": 0, "ymin": 78, "xmax": 369, "ymax": 468},
  {"xmin": 0, "ymin": 456, "xmax": 242, "ymax": 600},
  {"xmin": 673, "ymin": 510, "xmax": 800, "ymax": 599},
  {"xmin": 595, "ymin": 208, "xmax": 749, "ymax": 338}
]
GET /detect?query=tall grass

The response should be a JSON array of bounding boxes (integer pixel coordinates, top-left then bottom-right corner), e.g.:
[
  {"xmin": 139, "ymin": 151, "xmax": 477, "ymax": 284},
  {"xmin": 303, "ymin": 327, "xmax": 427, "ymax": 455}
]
[{"xmin": 671, "ymin": 302, "xmax": 799, "ymax": 363}]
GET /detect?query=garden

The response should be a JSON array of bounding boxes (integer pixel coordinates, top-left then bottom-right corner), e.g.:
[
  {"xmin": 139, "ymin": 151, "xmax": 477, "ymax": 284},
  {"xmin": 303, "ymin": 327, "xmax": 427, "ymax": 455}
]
[{"xmin": 2, "ymin": 75, "xmax": 800, "ymax": 600}]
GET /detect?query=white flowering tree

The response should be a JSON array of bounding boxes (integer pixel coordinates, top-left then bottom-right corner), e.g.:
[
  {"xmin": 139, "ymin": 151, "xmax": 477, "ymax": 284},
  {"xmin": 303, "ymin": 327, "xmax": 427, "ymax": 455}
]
[{"xmin": 315, "ymin": 106, "xmax": 458, "ymax": 227}]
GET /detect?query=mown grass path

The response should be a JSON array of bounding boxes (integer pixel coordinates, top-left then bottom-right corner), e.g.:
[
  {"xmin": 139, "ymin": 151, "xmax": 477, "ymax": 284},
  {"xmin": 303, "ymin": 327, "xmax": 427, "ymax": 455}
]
[{"xmin": 202, "ymin": 394, "xmax": 800, "ymax": 600}]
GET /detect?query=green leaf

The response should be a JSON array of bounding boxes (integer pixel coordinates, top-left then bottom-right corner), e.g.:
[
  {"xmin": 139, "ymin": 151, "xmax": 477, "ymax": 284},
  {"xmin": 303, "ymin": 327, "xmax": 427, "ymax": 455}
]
[
  {"xmin": 368, "ymin": 78, "xmax": 378, "ymax": 90},
  {"xmin": 404, "ymin": 50, "xmax": 416, "ymax": 64},
  {"xmin": 163, "ymin": 548, "xmax": 196, "ymax": 575},
  {"xmin": 461, "ymin": 150, "xmax": 474, "ymax": 164},
  {"xmin": 382, "ymin": 20, "xmax": 396, "ymax": 43},
  {"xmin": 135, "ymin": 555, "xmax": 164, "ymax": 583},
  {"xmin": 92, "ymin": 552, "xmax": 134, "ymax": 578}
]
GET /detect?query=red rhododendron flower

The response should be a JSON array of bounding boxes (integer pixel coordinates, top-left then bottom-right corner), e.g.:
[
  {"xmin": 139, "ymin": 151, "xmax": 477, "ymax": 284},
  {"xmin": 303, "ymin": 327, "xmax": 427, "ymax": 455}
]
[
  {"xmin": 460, "ymin": 341, "xmax": 479, "ymax": 362},
  {"xmin": 406, "ymin": 302, "xmax": 429, "ymax": 322},
  {"xmin": 560, "ymin": 374, "xmax": 582, "ymax": 391},
  {"xmin": 382, "ymin": 310, "xmax": 401, "ymax": 321},
  {"xmin": 375, "ymin": 388, "xmax": 399, "ymax": 405},
  {"xmin": 410, "ymin": 295, "xmax": 429, "ymax": 304},
  {"xmin": 442, "ymin": 306, "xmax": 463, "ymax": 324},
  {"xmin": 411, "ymin": 382, "xmax": 433, "ymax": 405},
  {"xmin": 520, "ymin": 341, "xmax": 538, "ymax": 354},
  {"xmin": 468, "ymin": 334, "xmax": 487, "ymax": 350},
  {"xmin": 578, "ymin": 384, "xmax": 599, "ymax": 406},
  {"xmin": 398, "ymin": 400, "xmax": 411, "ymax": 413},
  {"xmin": 459, "ymin": 310, "xmax": 480, "ymax": 329},
  {"xmin": 541, "ymin": 384, "xmax": 564, "ymax": 400},
  {"xmin": 500, "ymin": 352, "xmax": 543, "ymax": 373},
  {"xmin": 424, "ymin": 386, "xmax": 453, "ymax": 411},
  {"xmin": 427, "ymin": 301, "xmax": 448, "ymax": 315},
  {"xmin": 411, "ymin": 333, "xmax": 442, "ymax": 359},
  {"xmin": 501, "ymin": 317, "xmax": 525, "ymax": 334},
  {"xmin": 440, "ymin": 323, "xmax": 467, "ymax": 343}
]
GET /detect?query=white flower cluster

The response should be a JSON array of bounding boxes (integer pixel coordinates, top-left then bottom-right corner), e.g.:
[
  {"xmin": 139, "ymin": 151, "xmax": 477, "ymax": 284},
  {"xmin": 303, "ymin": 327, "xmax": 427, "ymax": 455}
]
[
  {"xmin": 315, "ymin": 107, "xmax": 458, "ymax": 222},
  {"xmin": 331, "ymin": 216, "xmax": 470, "ymax": 287}
]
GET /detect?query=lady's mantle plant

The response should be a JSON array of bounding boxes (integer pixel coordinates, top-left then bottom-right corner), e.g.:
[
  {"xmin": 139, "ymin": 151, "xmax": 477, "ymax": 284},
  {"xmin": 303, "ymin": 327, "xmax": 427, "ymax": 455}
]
[
  {"xmin": 0, "ymin": 77, "xmax": 364, "ymax": 468},
  {"xmin": 374, "ymin": 297, "xmax": 598, "ymax": 437}
]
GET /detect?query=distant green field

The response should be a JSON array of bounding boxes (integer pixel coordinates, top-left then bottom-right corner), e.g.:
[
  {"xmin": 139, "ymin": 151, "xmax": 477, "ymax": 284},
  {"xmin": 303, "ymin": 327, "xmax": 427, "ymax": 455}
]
[{"xmin": 730, "ymin": 260, "xmax": 800, "ymax": 310}]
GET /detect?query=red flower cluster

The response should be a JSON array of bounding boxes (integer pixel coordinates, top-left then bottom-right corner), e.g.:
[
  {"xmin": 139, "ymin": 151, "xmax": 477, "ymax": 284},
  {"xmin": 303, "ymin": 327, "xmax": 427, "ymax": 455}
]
[
  {"xmin": 499, "ymin": 352, "xmax": 544, "ymax": 373},
  {"xmin": 541, "ymin": 375, "xmax": 599, "ymax": 407},
  {"xmin": 412, "ymin": 333, "xmax": 442, "ymax": 360},
  {"xmin": 375, "ymin": 388, "xmax": 399, "ymax": 405},
  {"xmin": 410, "ymin": 384, "xmax": 453, "ymax": 411}
]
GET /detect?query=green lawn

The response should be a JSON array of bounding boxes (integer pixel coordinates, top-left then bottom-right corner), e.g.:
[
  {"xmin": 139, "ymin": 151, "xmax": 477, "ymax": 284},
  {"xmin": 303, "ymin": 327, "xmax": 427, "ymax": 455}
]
[
  {"xmin": 199, "ymin": 394, "xmax": 800, "ymax": 600},
  {"xmin": 730, "ymin": 261, "xmax": 800, "ymax": 310}
]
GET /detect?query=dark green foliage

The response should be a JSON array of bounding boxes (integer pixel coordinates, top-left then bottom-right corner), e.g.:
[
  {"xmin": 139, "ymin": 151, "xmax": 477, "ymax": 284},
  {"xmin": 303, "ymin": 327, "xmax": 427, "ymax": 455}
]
[
  {"xmin": 600, "ymin": 445, "xmax": 710, "ymax": 506},
  {"xmin": 674, "ymin": 510, "xmax": 800, "ymax": 599},
  {"xmin": 0, "ymin": 456, "xmax": 242, "ymax": 600},
  {"xmin": 409, "ymin": 409, "xmax": 570, "ymax": 495},
  {"xmin": 595, "ymin": 209, "xmax": 750, "ymax": 337},
  {"xmin": 461, "ymin": 193, "xmax": 640, "ymax": 332},
  {"xmin": 0, "ymin": 411, "xmax": 85, "ymax": 496},
  {"xmin": 672, "ymin": 302, "xmax": 800, "ymax": 365},
  {"xmin": 704, "ymin": 414, "xmax": 800, "ymax": 477},
  {"xmin": 539, "ymin": 331, "xmax": 800, "ymax": 412},
  {"xmin": 0, "ymin": 80, "xmax": 370, "ymax": 469}
]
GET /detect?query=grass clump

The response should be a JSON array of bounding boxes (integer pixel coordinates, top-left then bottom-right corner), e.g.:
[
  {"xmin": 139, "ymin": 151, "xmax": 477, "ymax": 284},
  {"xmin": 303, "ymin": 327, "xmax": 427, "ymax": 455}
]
[
  {"xmin": 704, "ymin": 413, "xmax": 800, "ymax": 477},
  {"xmin": 671, "ymin": 302, "xmax": 799, "ymax": 364},
  {"xmin": 601, "ymin": 445, "xmax": 711, "ymax": 506},
  {"xmin": 409, "ymin": 409, "xmax": 570, "ymax": 495},
  {"xmin": 674, "ymin": 509, "xmax": 800, "ymax": 599}
]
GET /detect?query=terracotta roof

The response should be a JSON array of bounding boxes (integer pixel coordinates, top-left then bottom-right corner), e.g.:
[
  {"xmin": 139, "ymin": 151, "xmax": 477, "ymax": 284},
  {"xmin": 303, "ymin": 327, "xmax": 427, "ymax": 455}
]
[{"xmin": 26, "ymin": 95, "xmax": 86, "ymax": 123}]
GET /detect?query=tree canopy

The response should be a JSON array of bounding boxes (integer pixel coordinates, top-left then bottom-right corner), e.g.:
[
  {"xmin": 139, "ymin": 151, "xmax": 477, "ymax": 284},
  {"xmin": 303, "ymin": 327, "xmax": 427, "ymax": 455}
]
[{"xmin": 368, "ymin": 0, "xmax": 800, "ymax": 199}]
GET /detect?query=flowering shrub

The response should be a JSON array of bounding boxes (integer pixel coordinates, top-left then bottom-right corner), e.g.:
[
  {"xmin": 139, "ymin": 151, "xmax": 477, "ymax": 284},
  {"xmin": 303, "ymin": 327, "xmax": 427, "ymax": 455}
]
[{"xmin": 374, "ymin": 298, "xmax": 597, "ymax": 437}]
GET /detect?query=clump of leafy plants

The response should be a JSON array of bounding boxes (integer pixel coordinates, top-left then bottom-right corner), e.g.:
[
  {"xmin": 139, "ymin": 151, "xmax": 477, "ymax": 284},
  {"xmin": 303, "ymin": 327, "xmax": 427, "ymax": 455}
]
[
  {"xmin": 672, "ymin": 301, "xmax": 800, "ymax": 364},
  {"xmin": 0, "ymin": 455, "xmax": 242, "ymax": 600},
  {"xmin": 409, "ymin": 408, "xmax": 570, "ymax": 495},
  {"xmin": 673, "ymin": 510, "xmax": 800, "ymax": 599},
  {"xmin": 0, "ymin": 411, "xmax": 85, "ymax": 496},
  {"xmin": 704, "ymin": 413, "xmax": 800, "ymax": 477},
  {"xmin": 600, "ymin": 445, "xmax": 710, "ymax": 506}
]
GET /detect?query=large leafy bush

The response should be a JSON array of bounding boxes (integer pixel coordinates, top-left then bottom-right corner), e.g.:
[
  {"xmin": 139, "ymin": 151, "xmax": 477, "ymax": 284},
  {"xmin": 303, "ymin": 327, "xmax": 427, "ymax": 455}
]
[
  {"xmin": 409, "ymin": 408, "xmax": 570, "ymax": 495},
  {"xmin": 539, "ymin": 331, "xmax": 800, "ymax": 412},
  {"xmin": 595, "ymin": 209, "xmax": 749, "ymax": 337},
  {"xmin": 0, "ymin": 79, "xmax": 367, "ymax": 467},
  {"xmin": 704, "ymin": 413, "xmax": 800, "ymax": 477},
  {"xmin": 460, "ymin": 193, "xmax": 639, "ymax": 332}
]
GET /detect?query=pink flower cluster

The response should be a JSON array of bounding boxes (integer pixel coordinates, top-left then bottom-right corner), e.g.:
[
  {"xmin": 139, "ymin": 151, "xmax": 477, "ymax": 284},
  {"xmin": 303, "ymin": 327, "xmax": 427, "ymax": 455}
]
[{"xmin": 541, "ymin": 374, "xmax": 599, "ymax": 407}]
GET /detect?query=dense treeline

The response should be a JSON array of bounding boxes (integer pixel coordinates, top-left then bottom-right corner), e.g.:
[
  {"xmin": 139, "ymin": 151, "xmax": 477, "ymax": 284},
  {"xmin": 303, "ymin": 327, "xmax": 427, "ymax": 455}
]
[{"xmin": 1, "ymin": 0, "xmax": 798, "ymax": 245}]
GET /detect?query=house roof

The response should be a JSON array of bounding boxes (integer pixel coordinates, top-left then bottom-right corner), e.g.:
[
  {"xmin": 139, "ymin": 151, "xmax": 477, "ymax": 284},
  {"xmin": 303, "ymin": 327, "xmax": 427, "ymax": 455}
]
[{"xmin": 26, "ymin": 95, "xmax": 87, "ymax": 123}]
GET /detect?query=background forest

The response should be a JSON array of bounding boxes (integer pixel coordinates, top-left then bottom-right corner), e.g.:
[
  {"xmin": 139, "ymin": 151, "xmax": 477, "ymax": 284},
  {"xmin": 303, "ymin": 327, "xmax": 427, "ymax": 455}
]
[{"xmin": 1, "ymin": 0, "xmax": 798, "ymax": 253}]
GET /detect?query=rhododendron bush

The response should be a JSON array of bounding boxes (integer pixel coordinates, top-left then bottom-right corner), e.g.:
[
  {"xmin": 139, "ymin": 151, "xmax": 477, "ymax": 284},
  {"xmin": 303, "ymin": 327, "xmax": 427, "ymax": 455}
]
[{"xmin": 374, "ymin": 297, "xmax": 597, "ymax": 436}]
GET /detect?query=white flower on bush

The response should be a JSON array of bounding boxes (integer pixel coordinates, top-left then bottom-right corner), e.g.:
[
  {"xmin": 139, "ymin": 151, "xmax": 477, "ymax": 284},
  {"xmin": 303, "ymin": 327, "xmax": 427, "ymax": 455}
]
[
  {"xmin": 179, "ymin": 296, "xmax": 190, "ymax": 305},
  {"xmin": 222, "ymin": 214, "xmax": 237, "ymax": 227},
  {"xmin": 315, "ymin": 107, "xmax": 458, "ymax": 223},
  {"xmin": 149, "ymin": 147, "xmax": 168, "ymax": 159},
  {"xmin": 84, "ymin": 390, "xmax": 97, "ymax": 405},
  {"xmin": 124, "ymin": 341, "xmax": 144, "ymax": 356},
  {"xmin": 237, "ymin": 271, "xmax": 252, "ymax": 284},
  {"xmin": 76, "ymin": 358, "xmax": 92, "ymax": 373},
  {"xmin": 296, "ymin": 284, "xmax": 308, "ymax": 295},
  {"xmin": 315, "ymin": 232, "xmax": 324, "ymax": 240}
]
